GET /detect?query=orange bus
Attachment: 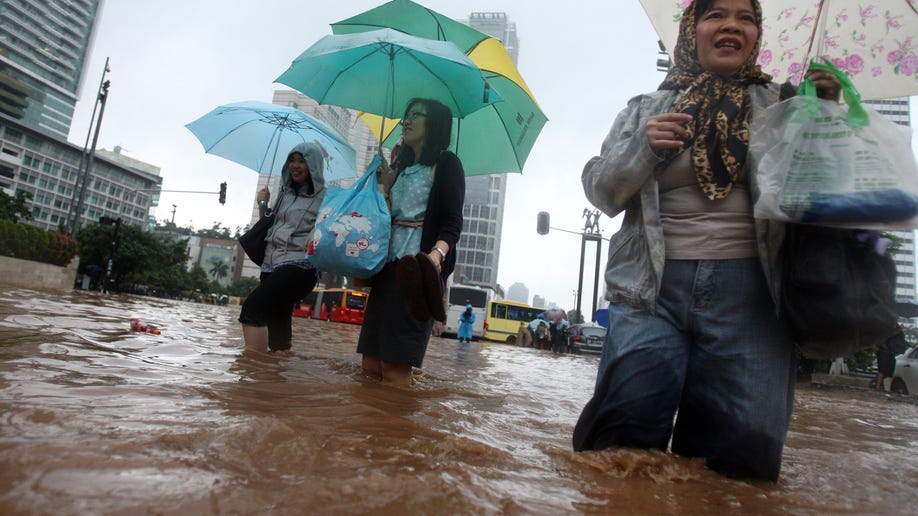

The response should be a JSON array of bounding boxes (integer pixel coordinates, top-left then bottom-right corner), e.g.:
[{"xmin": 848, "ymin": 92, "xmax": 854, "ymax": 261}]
[{"xmin": 293, "ymin": 288, "xmax": 368, "ymax": 324}]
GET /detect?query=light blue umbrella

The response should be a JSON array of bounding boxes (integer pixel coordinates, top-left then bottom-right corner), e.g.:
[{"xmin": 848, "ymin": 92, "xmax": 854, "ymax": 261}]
[
  {"xmin": 185, "ymin": 100, "xmax": 357, "ymax": 181},
  {"xmin": 275, "ymin": 28, "xmax": 501, "ymax": 125}
]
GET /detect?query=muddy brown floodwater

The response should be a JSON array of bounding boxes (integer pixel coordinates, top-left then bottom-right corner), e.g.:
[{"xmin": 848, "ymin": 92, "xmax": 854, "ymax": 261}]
[{"xmin": 0, "ymin": 287, "xmax": 916, "ymax": 514}]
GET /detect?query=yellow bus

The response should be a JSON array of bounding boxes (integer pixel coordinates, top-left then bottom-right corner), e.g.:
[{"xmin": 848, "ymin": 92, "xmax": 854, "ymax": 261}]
[{"xmin": 483, "ymin": 299, "xmax": 545, "ymax": 344}]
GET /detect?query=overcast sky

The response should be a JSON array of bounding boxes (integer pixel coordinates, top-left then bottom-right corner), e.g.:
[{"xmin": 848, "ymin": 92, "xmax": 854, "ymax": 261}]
[{"xmin": 69, "ymin": 0, "xmax": 918, "ymax": 310}]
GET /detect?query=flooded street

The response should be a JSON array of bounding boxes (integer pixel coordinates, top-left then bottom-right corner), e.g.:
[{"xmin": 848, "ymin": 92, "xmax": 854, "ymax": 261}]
[{"xmin": 0, "ymin": 287, "xmax": 916, "ymax": 514}]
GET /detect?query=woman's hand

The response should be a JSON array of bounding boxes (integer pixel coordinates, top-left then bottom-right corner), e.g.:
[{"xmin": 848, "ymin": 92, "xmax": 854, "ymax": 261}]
[
  {"xmin": 805, "ymin": 69, "xmax": 842, "ymax": 102},
  {"xmin": 427, "ymin": 243, "xmax": 448, "ymax": 273},
  {"xmin": 256, "ymin": 187, "xmax": 270, "ymax": 207},
  {"xmin": 426, "ymin": 251, "xmax": 443, "ymax": 273},
  {"xmin": 376, "ymin": 156, "xmax": 395, "ymax": 195},
  {"xmin": 646, "ymin": 113, "xmax": 693, "ymax": 151}
]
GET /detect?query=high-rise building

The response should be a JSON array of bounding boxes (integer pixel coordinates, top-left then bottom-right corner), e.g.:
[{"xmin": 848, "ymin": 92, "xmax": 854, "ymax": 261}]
[
  {"xmin": 864, "ymin": 97, "xmax": 916, "ymax": 301},
  {"xmin": 0, "ymin": 0, "xmax": 159, "ymax": 236},
  {"xmin": 467, "ymin": 12, "xmax": 518, "ymax": 63},
  {"xmin": 454, "ymin": 12, "xmax": 519, "ymax": 291},
  {"xmin": 0, "ymin": 0, "xmax": 104, "ymax": 139},
  {"xmin": 532, "ymin": 294, "xmax": 546, "ymax": 310},
  {"xmin": 506, "ymin": 282, "xmax": 529, "ymax": 304}
]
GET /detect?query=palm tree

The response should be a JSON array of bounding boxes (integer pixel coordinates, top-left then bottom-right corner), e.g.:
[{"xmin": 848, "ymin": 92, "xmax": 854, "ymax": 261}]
[{"xmin": 209, "ymin": 260, "xmax": 230, "ymax": 283}]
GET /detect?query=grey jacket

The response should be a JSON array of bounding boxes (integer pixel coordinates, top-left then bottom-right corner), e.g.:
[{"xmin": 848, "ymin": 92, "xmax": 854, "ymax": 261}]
[
  {"xmin": 582, "ymin": 83, "xmax": 786, "ymax": 312},
  {"xmin": 264, "ymin": 142, "xmax": 327, "ymax": 268}
]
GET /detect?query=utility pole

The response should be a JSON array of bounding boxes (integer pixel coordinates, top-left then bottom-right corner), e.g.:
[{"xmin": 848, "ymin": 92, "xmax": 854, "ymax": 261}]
[
  {"xmin": 98, "ymin": 216, "xmax": 121, "ymax": 293},
  {"xmin": 69, "ymin": 58, "xmax": 112, "ymax": 238}
]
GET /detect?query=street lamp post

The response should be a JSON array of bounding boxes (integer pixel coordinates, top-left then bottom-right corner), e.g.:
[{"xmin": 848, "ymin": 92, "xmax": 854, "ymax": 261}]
[{"xmin": 69, "ymin": 58, "xmax": 112, "ymax": 238}]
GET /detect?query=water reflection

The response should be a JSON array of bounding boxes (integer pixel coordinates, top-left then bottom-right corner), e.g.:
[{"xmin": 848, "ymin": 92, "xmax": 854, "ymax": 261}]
[{"xmin": 0, "ymin": 287, "xmax": 916, "ymax": 514}]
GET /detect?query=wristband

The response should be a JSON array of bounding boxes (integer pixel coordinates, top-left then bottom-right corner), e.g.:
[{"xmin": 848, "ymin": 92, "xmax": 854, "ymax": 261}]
[{"xmin": 431, "ymin": 246, "xmax": 447, "ymax": 259}]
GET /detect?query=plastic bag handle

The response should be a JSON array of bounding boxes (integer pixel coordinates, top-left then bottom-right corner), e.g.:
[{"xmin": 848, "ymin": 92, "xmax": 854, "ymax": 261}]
[{"xmin": 797, "ymin": 58, "xmax": 869, "ymax": 128}]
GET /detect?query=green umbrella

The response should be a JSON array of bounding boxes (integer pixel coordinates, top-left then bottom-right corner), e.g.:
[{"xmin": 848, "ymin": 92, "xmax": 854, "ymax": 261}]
[
  {"xmin": 332, "ymin": 0, "xmax": 489, "ymax": 53},
  {"xmin": 361, "ymin": 68, "xmax": 543, "ymax": 176},
  {"xmin": 331, "ymin": 0, "xmax": 547, "ymax": 175},
  {"xmin": 275, "ymin": 28, "xmax": 500, "ymax": 122}
]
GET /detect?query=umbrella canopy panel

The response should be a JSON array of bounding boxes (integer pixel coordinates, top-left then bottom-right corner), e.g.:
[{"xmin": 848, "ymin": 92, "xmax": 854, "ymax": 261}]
[
  {"xmin": 186, "ymin": 100, "xmax": 357, "ymax": 181},
  {"xmin": 641, "ymin": 0, "xmax": 918, "ymax": 101},
  {"xmin": 275, "ymin": 28, "xmax": 501, "ymax": 120},
  {"xmin": 330, "ymin": 1, "xmax": 547, "ymax": 175},
  {"xmin": 331, "ymin": 0, "xmax": 489, "ymax": 53},
  {"xmin": 361, "ymin": 68, "xmax": 546, "ymax": 176}
]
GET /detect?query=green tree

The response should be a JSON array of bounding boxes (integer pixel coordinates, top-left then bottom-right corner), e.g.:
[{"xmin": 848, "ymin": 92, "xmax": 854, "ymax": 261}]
[
  {"xmin": 0, "ymin": 190, "xmax": 34, "ymax": 223},
  {"xmin": 196, "ymin": 222, "xmax": 232, "ymax": 239},
  {"xmin": 153, "ymin": 218, "xmax": 194, "ymax": 236},
  {"xmin": 187, "ymin": 265, "xmax": 210, "ymax": 298},
  {"xmin": 77, "ymin": 222, "xmax": 190, "ymax": 294},
  {"xmin": 227, "ymin": 276, "xmax": 260, "ymax": 297}
]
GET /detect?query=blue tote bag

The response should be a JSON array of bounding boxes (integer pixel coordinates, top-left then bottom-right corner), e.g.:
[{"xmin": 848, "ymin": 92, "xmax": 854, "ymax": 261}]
[{"xmin": 307, "ymin": 156, "xmax": 390, "ymax": 278}]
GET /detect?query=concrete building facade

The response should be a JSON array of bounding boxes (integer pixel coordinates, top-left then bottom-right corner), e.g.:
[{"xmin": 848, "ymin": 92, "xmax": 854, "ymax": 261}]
[{"xmin": 0, "ymin": 113, "xmax": 162, "ymax": 233}]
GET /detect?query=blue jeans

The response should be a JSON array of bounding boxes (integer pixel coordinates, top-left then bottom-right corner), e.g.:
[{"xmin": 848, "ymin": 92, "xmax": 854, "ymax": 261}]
[{"xmin": 573, "ymin": 259, "xmax": 796, "ymax": 481}]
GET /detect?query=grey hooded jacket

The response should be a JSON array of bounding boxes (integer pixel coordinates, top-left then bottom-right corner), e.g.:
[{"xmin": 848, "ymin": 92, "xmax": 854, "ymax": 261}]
[
  {"xmin": 263, "ymin": 142, "xmax": 326, "ymax": 268},
  {"xmin": 582, "ymin": 83, "xmax": 786, "ymax": 313}
]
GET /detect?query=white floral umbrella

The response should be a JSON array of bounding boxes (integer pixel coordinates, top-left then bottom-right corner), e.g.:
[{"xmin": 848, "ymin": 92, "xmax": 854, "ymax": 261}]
[{"xmin": 641, "ymin": 0, "xmax": 918, "ymax": 100}]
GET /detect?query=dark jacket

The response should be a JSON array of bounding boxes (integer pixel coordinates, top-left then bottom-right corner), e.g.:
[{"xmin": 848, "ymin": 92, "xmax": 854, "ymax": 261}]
[{"xmin": 419, "ymin": 150, "xmax": 465, "ymax": 284}]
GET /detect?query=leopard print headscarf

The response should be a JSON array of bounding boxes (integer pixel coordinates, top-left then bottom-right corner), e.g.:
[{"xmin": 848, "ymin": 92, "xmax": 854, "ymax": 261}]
[{"xmin": 658, "ymin": 0, "xmax": 771, "ymax": 200}]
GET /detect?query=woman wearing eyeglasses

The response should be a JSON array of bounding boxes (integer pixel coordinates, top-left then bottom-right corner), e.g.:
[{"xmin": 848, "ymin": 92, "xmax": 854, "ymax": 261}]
[{"xmin": 357, "ymin": 98, "xmax": 465, "ymax": 385}]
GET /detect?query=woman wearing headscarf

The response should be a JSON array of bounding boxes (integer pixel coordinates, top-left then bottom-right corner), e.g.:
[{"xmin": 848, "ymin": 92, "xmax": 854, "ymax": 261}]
[
  {"xmin": 572, "ymin": 0, "xmax": 841, "ymax": 481},
  {"xmin": 238, "ymin": 142, "xmax": 326, "ymax": 352}
]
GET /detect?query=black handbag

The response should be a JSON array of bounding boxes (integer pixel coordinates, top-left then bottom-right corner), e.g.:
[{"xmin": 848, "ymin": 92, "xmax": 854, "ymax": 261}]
[
  {"xmin": 238, "ymin": 194, "xmax": 282, "ymax": 266},
  {"xmin": 782, "ymin": 224, "xmax": 899, "ymax": 359}
]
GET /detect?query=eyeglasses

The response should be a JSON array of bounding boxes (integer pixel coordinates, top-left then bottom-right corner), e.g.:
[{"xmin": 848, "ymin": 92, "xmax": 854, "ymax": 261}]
[{"xmin": 402, "ymin": 111, "xmax": 427, "ymax": 123}]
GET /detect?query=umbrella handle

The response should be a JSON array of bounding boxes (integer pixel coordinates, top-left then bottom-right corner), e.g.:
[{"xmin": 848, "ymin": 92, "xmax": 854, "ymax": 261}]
[{"xmin": 798, "ymin": 59, "xmax": 869, "ymax": 128}]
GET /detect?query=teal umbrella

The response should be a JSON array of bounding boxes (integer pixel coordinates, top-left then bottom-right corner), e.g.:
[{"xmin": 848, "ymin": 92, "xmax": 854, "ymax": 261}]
[
  {"xmin": 275, "ymin": 28, "xmax": 500, "ymax": 124},
  {"xmin": 363, "ymin": 69, "xmax": 544, "ymax": 176},
  {"xmin": 331, "ymin": 0, "xmax": 547, "ymax": 175},
  {"xmin": 185, "ymin": 101, "xmax": 357, "ymax": 181},
  {"xmin": 331, "ymin": 0, "xmax": 488, "ymax": 52}
]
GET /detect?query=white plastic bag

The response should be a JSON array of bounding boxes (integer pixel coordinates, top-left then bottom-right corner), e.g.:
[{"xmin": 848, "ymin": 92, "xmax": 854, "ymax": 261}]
[{"xmin": 750, "ymin": 63, "xmax": 918, "ymax": 230}]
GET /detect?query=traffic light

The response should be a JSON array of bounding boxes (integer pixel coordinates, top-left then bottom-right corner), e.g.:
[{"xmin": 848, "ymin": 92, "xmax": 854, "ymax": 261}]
[
  {"xmin": 536, "ymin": 211, "xmax": 550, "ymax": 235},
  {"xmin": 218, "ymin": 182, "xmax": 227, "ymax": 204}
]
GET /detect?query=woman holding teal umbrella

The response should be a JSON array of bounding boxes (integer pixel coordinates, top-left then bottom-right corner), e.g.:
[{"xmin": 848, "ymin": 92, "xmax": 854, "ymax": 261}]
[{"xmin": 357, "ymin": 98, "xmax": 465, "ymax": 385}]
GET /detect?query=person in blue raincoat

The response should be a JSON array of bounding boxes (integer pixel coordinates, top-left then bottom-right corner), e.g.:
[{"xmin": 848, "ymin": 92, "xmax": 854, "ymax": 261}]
[{"xmin": 457, "ymin": 304, "xmax": 475, "ymax": 343}]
